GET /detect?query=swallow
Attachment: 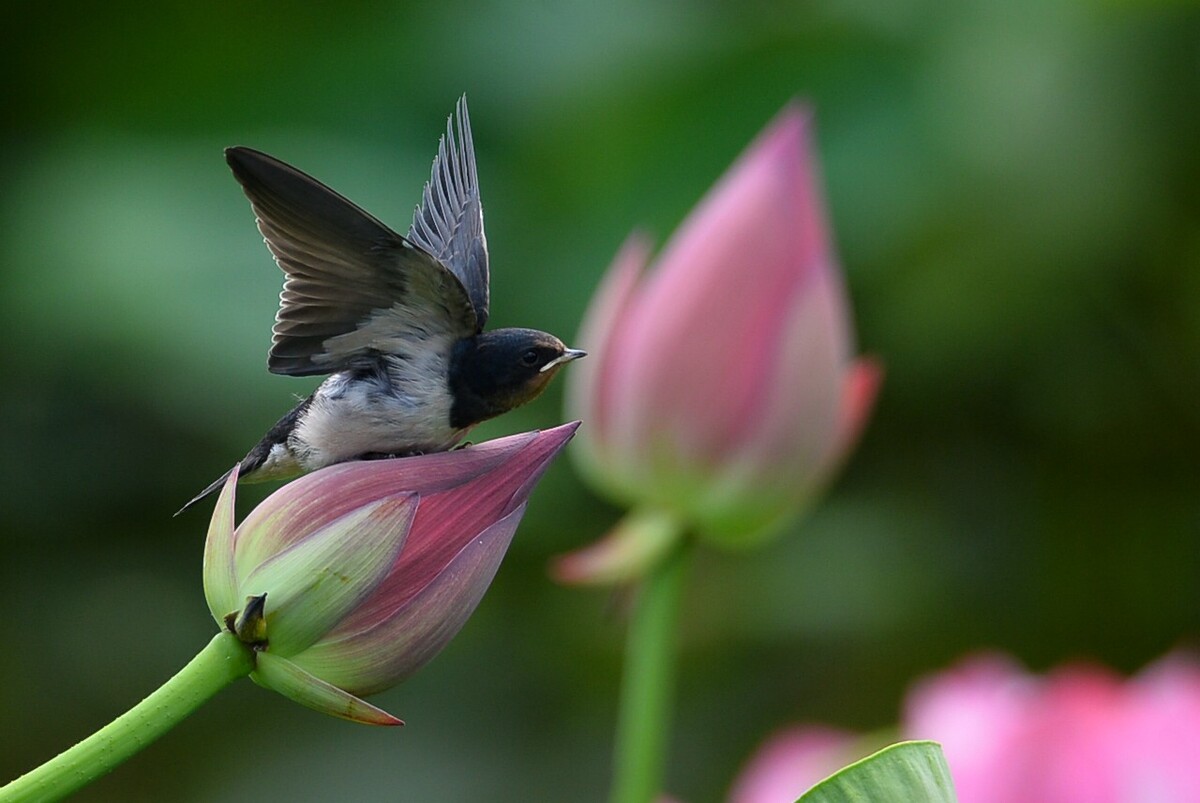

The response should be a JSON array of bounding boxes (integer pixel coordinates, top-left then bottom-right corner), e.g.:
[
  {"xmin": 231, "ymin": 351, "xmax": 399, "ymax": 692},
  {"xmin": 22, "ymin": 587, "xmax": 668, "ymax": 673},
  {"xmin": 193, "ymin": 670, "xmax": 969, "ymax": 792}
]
[{"xmin": 179, "ymin": 96, "xmax": 585, "ymax": 513}]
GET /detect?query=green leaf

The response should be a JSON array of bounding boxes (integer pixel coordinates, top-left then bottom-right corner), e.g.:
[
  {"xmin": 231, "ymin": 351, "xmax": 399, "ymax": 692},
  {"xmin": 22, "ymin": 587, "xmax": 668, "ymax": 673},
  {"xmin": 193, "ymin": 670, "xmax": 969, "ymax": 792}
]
[{"xmin": 798, "ymin": 741, "xmax": 957, "ymax": 803}]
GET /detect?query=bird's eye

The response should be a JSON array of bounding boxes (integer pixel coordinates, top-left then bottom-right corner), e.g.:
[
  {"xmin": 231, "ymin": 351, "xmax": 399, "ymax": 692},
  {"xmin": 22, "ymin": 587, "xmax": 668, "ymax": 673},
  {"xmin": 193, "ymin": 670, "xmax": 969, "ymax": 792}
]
[{"xmin": 520, "ymin": 349, "xmax": 540, "ymax": 367}]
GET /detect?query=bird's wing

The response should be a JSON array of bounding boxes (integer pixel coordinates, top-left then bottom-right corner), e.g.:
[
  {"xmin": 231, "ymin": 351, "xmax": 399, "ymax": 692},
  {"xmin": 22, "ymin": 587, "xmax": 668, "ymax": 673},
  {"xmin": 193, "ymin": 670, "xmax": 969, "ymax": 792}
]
[
  {"xmin": 226, "ymin": 146, "xmax": 478, "ymax": 377},
  {"xmin": 407, "ymin": 95, "xmax": 490, "ymax": 329}
]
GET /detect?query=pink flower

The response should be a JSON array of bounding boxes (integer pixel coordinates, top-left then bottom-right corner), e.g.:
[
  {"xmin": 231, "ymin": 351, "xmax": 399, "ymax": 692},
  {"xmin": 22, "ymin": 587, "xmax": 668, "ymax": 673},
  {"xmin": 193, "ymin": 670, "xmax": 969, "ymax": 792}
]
[
  {"xmin": 732, "ymin": 652, "xmax": 1200, "ymax": 802},
  {"xmin": 202, "ymin": 423, "xmax": 578, "ymax": 724},
  {"xmin": 905, "ymin": 653, "xmax": 1200, "ymax": 803},
  {"xmin": 564, "ymin": 102, "xmax": 879, "ymax": 567},
  {"xmin": 728, "ymin": 726, "xmax": 863, "ymax": 803}
]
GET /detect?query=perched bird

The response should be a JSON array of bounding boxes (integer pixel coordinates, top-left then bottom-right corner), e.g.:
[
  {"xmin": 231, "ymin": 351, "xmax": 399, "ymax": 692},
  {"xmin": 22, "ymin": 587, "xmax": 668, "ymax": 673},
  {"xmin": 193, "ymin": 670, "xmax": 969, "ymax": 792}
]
[{"xmin": 180, "ymin": 97, "xmax": 585, "ymax": 513}]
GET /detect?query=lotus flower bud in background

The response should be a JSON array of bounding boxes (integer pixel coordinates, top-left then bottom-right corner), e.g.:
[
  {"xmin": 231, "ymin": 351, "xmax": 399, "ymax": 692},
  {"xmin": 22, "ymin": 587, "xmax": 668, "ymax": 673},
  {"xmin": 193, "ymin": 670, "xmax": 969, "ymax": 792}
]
[
  {"xmin": 202, "ymin": 423, "xmax": 578, "ymax": 724},
  {"xmin": 560, "ymin": 103, "xmax": 879, "ymax": 579}
]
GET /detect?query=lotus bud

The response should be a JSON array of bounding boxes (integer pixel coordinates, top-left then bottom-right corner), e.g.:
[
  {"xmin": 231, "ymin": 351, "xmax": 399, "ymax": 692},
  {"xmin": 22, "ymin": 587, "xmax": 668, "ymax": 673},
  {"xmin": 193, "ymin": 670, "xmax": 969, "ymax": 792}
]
[{"xmin": 202, "ymin": 423, "xmax": 578, "ymax": 723}]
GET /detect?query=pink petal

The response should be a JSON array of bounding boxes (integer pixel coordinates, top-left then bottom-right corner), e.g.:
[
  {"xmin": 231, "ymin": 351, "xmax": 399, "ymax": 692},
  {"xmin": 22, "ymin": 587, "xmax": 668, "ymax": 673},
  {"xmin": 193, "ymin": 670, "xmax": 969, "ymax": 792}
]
[
  {"xmin": 607, "ymin": 104, "xmax": 836, "ymax": 469},
  {"xmin": 904, "ymin": 654, "xmax": 1035, "ymax": 803},
  {"xmin": 729, "ymin": 725, "xmax": 862, "ymax": 803},
  {"xmin": 1010, "ymin": 665, "xmax": 1130, "ymax": 803},
  {"xmin": 1122, "ymin": 655, "xmax": 1200, "ymax": 800},
  {"xmin": 836, "ymin": 357, "xmax": 884, "ymax": 458},
  {"xmin": 234, "ymin": 424, "xmax": 575, "ymax": 564},
  {"xmin": 291, "ymin": 505, "xmax": 527, "ymax": 694},
  {"xmin": 550, "ymin": 508, "xmax": 683, "ymax": 586},
  {"xmin": 332, "ymin": 422, "xmax": 577, "ymax": 632},
  {"xmin": 566, "ymin": 231, "xmax": 652, "ymax": 456},
  {"xmin": 233, "ymin": 430, "xmax": 535, "ymax": 560},
  {"xmin": 901, "ymin": 654, "xmax": 1200, "ymax": 803},
  {"xmin": 725, "ymin": 259, "xmax": 854, "ymax": 489}
]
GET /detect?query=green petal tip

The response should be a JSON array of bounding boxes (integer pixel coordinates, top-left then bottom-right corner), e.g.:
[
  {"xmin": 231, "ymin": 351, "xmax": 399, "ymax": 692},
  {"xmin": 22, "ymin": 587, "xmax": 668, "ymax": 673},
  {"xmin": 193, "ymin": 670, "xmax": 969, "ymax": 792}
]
[{"xmin": 253, "ymin": 652, "xmax": 403, "ymax": 726}]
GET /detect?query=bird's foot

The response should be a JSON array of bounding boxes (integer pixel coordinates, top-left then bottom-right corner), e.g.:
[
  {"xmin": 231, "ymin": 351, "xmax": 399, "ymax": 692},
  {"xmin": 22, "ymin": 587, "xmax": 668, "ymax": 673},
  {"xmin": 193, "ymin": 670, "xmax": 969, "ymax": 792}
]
[{"xmin": 358, "ymin": 450, "xmax": 423, "ymax": 462}]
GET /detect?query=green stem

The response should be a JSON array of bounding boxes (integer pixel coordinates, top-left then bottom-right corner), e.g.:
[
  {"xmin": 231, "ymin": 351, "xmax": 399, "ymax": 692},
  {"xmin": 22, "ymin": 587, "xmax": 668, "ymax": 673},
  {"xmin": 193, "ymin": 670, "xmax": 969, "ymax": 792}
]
[
  {"xmin": 1, "ymin": 632, "xmax": 254, "ymax": 803},
  {"xmin": 609, "ymin": 536, "xmax": 692, "ymax": 803}
]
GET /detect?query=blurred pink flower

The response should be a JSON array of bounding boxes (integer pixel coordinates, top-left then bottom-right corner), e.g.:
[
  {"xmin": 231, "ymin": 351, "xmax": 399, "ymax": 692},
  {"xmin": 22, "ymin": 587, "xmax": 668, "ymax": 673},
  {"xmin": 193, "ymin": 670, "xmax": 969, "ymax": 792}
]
[
  {"xmin": 203, "ymin": 423, "xmax": 577, "ymax": 724},
  {"xmin": 906, "ymin": 652, "xmax": 1200, "ymax": 803},
  {"xmin": 731, "ymin": 652, "xmax": 1200, "ymax": 802},
  {"xmin": 564, "ymin": 102, "xmax": 879, "ymax": 565},
  {"xmin": 728, "ymin": 726, "xmax": 862, "ymax": 803},
  {"xmin": 901, "ymin": 654, "xmax": 1034, "ymax": 803}
]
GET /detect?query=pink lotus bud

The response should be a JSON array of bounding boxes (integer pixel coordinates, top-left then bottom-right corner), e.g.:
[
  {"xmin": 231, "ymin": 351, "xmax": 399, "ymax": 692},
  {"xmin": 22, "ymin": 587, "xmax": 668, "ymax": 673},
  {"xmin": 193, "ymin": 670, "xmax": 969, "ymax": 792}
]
[
  {"xmin": 202, "ymin": 423, "xmax": 578, "ymax": 724},
  {"xmin": 566, "ymin": 103, "xmax": 880, "ymax": 551}
]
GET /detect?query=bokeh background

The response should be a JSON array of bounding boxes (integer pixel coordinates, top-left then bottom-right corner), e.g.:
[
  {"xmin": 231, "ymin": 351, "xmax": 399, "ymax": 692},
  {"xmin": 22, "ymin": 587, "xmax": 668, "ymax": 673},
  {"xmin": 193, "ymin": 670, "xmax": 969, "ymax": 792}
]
[{"xmin": 2, "ymin": 1, "xmax": 1198, "ymax": 800}]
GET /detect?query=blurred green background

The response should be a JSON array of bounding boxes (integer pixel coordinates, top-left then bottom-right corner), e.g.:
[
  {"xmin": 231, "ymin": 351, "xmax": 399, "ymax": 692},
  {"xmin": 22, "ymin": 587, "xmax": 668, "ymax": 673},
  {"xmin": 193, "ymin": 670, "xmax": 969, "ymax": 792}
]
[{"xmin": 2, "ymin": 1, "xmax": 1198, "ymax": 800}]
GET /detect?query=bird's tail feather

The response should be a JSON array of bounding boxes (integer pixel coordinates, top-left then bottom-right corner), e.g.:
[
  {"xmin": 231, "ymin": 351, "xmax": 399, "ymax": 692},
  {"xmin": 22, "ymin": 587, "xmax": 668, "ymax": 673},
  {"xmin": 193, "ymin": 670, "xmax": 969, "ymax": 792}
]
[{"xmin": 175, "ymin": 467, "xmax": 234, "ymax": 517}]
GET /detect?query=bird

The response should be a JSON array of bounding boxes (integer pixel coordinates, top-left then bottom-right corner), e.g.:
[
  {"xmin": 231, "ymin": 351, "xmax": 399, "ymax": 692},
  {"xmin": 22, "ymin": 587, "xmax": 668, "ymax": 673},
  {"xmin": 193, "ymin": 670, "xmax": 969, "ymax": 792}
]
[{"xmin": 179, "ymin": 96, "xmax": 585, "ymax": 514}]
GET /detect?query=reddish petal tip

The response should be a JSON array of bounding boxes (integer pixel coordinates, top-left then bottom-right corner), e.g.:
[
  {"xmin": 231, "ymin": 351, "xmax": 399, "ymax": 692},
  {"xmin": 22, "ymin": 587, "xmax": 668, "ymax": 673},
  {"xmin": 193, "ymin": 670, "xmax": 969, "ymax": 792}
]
[
  {"xmin": 780, "ymin": 97, "xmax": 815, "ymax": 123},
  {"xmin": 544, "ymin": 420, "xmax": 583, "ymax": 439},
  {"xmin": 621, "ymin": 229, "xmax": 656, "ymax": 260},
  {"xmin": 549, "ymin": 509, "xmax": 683, "ymax": 586},
  {"xmin": 528, "ymin": 420, "xmax": 582, "ymax": 467},
  {"xmin": 839, "ymin": 357, "xmax": 884, "ymax": 449},
  {"xmin": 751, "ymin": 100, "xmax": 816, "ymax": 162},
  {"xmin": 548, "ymin": 547, "xmax": 599, "ymax": 586}
]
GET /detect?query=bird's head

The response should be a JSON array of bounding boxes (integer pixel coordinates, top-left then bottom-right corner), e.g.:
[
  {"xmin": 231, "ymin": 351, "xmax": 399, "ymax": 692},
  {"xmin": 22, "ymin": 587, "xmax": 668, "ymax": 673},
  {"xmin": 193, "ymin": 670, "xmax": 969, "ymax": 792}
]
[{"xmin": 449, "ymin": 329, "xmax": 586, "ymax": 427}]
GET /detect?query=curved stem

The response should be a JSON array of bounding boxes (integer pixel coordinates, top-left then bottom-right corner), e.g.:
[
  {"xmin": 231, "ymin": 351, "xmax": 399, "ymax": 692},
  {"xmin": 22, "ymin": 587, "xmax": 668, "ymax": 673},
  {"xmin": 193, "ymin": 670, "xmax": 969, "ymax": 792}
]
[
  {"xmin": 1, "ymin": 632, "xmax": 254, "ymax": 803},
  {"xmin": 609, "ymin": 536, "xmax": 692, "ymax": 803}
]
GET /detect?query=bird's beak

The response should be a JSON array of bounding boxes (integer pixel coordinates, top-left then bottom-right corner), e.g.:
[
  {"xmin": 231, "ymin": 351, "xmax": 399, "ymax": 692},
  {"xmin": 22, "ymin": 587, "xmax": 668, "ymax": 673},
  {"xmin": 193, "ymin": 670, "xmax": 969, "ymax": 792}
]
[{"xmin": 540, "ymin": 348, "xmax": 588, "ymax": 373}]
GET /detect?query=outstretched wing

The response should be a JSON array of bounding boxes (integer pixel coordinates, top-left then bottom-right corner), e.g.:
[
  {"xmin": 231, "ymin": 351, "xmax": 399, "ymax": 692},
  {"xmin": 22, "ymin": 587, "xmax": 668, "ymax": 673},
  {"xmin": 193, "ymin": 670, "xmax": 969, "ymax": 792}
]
[
  {"xmin": 408, "ymin": 95, "xmax": 490, "ymax": 329},
  {"xmin": 226, "ymin": 146, "xmax": 478, "ymax": 376}
]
